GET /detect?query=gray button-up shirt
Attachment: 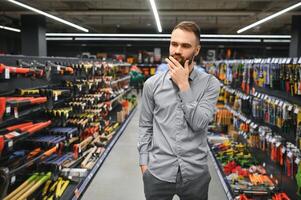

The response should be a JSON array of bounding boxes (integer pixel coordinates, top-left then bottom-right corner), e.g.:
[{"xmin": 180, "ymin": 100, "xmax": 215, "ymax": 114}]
[{"xmin": 138, "ymin": 68, "xmax": 220, "ymax": 183}]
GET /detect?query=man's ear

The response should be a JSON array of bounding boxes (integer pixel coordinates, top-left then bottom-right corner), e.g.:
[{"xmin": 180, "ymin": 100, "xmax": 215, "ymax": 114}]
[{"xmin": 195, "ymin": 45, "xmax": 201, "ymax": 56}]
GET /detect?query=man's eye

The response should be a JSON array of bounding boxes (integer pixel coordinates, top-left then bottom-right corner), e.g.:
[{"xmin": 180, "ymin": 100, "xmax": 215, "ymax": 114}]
[
  {"xmin": 182, "ymin": 44, "xmax": 191, "ymax": 48},
  {"xmin": 172, "ymin": 43, "xmax": 178, "ymax": 47}
]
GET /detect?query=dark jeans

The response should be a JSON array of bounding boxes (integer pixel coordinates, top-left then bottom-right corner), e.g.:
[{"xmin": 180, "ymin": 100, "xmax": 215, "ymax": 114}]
[{"xmin": 143, "ymin": 168, "xmax": 211, "ymax": 200}]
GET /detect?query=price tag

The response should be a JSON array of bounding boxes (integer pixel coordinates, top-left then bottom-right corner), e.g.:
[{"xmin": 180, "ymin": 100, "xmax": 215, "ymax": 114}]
[
  {"xmin": 281, "ymin": 147, "xmax": 286, "ymax": 154},
  {"xmin": 11, "ymin": 176, "xmax": 16, "ymax": 184},
  {"xmin": 264, "ymin": 95, "xmax": 268, "ymax": 100},
  {"xmin": 5, "ymin": 67, "xmax": 10, "ymax": 79},
  {"xmin": 79, "ymin": 85, "xmax": 82, "ymax": 91},
  {"xmin": 79, "ymin": 146, "xmax": 82, "ymax": 153},
  {"xmin": 287, "ymin": 151, "xmax": 293, "ymax": 158},
  {"xmin": 253, "ymin": 124, "xmax": 258, "ymax": 129},
  {"xmin": 279, "ymin": 101, "xmax": 284, "ymax": 107},
  {"xmin": 254, "ymin": 92, "xmax": 258, "ymax": 97},
  {"xmin": 283, "ymin": 103, "xmax": 287, "ymax": 109},
  {"xmin": 14, "ymin": 107, "xmax": 18, "ymax": 118},
  {"xmin": 250, "ymin": 122, "xmax": 255, "ymax": 127},
  {"xmin": 276, "ymin": 142, "xmax": 281, "ymax": 147},
  {"xmin": 295, "ymin": 158, "xmax": 300, "ymax": 165},
  {"xmin": 246, "ymin": 120, "xmax": 251, "ymax": 124},
  {"xmin": 57, "ymin": 65, "xmax": 61, "ymax": 71},
  {"xmin": 293, "ymin": 58, "xmax": 298, "ymax": 64},
  {"xmin": 272, "ymin": 138, "xmax": 276, "ymax": 143},
  {"xmin": 298, "ymin": 57, "xmax": 301, "ymax": 64},
  {"xmin": 275, "ymin": 100, "xmax": 279, "ymax": 105},
  {"xmin": 268, "ymin": 137, "xmax": 273, "ymax": 143},
  {"xmin": 294, "ymin": 107, "xmax": 300, "ymax": 114},
  {"xmin": 6, "ymin": 106, "xmax": 11, "ymax": 114},
  {"xmin": 8, "ymin": 140, "xmax": 13, "ymax": 148},
  {"xmin": 9, "ymin": 131, "xmax": 21, "ymax": 137},
  {"xmin": 288, "ymin": 105, "xmax": 293, "ymax": 111},
  {"xmin": 54, "ymin": 94, "xmax": 58, "ymax": 101}
]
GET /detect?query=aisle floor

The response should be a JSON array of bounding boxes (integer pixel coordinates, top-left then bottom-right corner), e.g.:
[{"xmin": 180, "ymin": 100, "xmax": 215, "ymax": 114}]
[{"xmin": 81, "ymin": 103, "xmax": 228, "ymax": 200}]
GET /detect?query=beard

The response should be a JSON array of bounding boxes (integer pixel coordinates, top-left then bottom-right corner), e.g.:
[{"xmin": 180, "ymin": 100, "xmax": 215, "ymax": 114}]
[{"xmin": 170, "ymin": 54, "xmax": 194, "ymax": 67}]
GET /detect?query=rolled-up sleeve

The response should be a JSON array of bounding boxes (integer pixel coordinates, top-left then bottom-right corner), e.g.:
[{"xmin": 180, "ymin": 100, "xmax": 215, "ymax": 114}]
[
  {"xmin": 179, "ymin": 76, "xmax": 220, "ymax": 132},
  {"xmin": 137, "ymin": 79, "xmax": 155, "ymax": 165}
]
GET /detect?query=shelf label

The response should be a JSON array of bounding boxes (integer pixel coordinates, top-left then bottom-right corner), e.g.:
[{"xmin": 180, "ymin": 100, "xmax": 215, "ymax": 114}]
[
  {"xmin": 8, "ymin": 140, "xmax": 13, "ymax": 148},
  {"xmin": 14, "ymin": 107, "xmax": 18, "ymax": 118},
  {"xmin": 295, "ymin": 158, "xmax": 300, "ymax": 165},
  {"xmin": 6, "ymin": 106, "xmax": 11, "ymax": 114},
  {"xmin": 281, "ymin": 147, "xmax": 286, "ymax": 154},
  {"xmin": 5, "ymin": 67, "xmax": 10, "ymax": 79},
  {"xmin": 11, "ymin": 176, "xmax": 16, "ymax": 184},
  {"xmin": 286, "ymin": 58, "xmax": 291, "ymax": 64},
  {"xmin": 294, "ymin": 107, "xmax": 300, "ymax": 114},
  {"xmin": 287, "ymin": 151, "xmax": 293, "ymax": 158},
  {"xmin": 288, "ymin": 105, "xmax": 293, "ymax": 111}
]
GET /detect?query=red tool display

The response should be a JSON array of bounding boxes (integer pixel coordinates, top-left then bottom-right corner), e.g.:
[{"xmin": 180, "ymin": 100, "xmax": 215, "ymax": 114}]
[
  {"xmin": 0, "ymin": 97, "xmax": 47, "ymax": 121},
  {"xmin": 0, "ymin": 64, "xmax": 44, "ymax": 77},
  {"xmin": 0, "ymin": 120, "xmax": 51, "ymax": 155},
  {"xmin": 0, "ymin": 122, "xmax": 33, "ymax": 134}
]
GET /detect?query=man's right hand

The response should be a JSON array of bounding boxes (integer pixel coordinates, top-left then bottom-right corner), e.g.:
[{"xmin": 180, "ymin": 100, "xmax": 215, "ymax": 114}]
[{"xmin": 140, "ymin": 165, "xmax": 148, "ymax": 174}]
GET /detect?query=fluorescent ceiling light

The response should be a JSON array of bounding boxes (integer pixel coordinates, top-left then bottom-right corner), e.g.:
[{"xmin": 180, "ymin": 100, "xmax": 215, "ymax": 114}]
[
  {"xmin": 263, "ymin": 39, "xmax": 291, "ymax": 43},
  {"xmin": 0, "ymin": 25, "xmax": 20, "ymax": 32},
  {"xmin": 201, "ymin": 34, "xmax": 291, "ymax": 39},
  {"xmin": 46, "ymin": 37, "xmax": 73, "ymax": 41},
  {"xmin": 149, "ymin": 0, "xmax": 162, "ymax": 32},
  {"xmin": 6, "ymin": 0, "xmax": 88, "ymax": 32},
  {"xmin": 237, "ymin": 2, "xmax": 301, "ymax": 33},
  {"xmin": 74, "ymin": 37, "xmax": 170, "ymax": 41},
  {"xmin": 46, "ymin": 33, "xmax": 291, "ymax": 39},
  {"xmin": 46, "ymin": 33, "xmax": 170, "ymax": 37},
  {"xmin": 201, "ymin": 39, "xmax": 261, "ymax": 42}
]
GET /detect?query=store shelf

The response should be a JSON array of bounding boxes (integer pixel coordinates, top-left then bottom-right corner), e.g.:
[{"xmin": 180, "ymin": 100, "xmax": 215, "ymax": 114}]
[
  {"xmin": 109, "ymin": 87, "xmax": 132, "ymax": 106},
  {"xmin": 110, "ymin": 75, "xmax": 131, "ymax": 85},
  {"xmin": 64, "ymin": 106, "xmax": 137, "ymax": 200},
  {"xmin": 254, "ymin": 86, "xmax": 301, "ymax": 107},
  {"xmin": 236, "ymin": 135, "xmax": 298, "ymax": 199},
  {"xmin": 207, "ymin": 142, "xmax": 234, "ymax": 200}
]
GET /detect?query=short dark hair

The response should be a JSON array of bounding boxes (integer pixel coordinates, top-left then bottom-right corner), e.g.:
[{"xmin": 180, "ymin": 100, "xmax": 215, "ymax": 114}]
[{"xmin": 172, "ymin": 21, "xmax": 200, "ymax": 44}]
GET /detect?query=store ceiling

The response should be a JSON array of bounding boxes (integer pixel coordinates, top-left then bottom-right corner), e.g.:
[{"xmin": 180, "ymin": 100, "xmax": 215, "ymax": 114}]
[{"xmin": 0, "ymin": 0, "xmax": 301, "ymax": 34}]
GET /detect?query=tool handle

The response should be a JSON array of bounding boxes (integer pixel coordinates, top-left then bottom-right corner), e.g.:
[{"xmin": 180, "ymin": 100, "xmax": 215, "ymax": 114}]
[
  {"xmin": 42, "ymin": 146, "xmax": 57, "ymax": 158},
  {"xmin": 27, "ymin": 120, "xmax": 51, "ymax": 134},
  {"xmin": 6, "ymin": 122, "xmax": 33, "ymax": 131},
  {"xmin": 29, "ymin": 97, "xmax": 47, "ymax": 104}
]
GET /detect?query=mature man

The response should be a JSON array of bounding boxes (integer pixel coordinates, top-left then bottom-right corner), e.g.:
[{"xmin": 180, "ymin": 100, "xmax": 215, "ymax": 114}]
[{"xmin": 138, "ymin": 21, "xmax": 220, "ymax": 200}]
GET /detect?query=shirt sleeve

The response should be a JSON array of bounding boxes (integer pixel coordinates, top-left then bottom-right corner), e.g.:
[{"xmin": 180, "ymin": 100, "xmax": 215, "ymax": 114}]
[
  {"xmin": 178, "ymin": 75, "xmax": 220, "ymax": 132},
  {"xmin": 137, "ymin": 79, "xmax": 155, "ymax": 165}
]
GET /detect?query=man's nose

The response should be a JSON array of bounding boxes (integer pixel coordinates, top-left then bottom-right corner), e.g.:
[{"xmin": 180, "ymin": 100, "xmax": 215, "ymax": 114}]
[{"xmin": 175, "ymin": 45, "xmax": 182, "ymax": 54}]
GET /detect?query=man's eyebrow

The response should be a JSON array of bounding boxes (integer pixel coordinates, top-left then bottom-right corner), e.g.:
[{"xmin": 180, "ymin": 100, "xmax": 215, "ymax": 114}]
[{"xmin": 171, "ymin": 41, "xmax": 192, "ymax": 46}]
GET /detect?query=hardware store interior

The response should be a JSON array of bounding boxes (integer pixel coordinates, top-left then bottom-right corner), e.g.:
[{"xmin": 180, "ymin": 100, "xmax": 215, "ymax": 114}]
[{"xmin": 1, "ymin": 0, "xmax": 301, "ymax": 200}]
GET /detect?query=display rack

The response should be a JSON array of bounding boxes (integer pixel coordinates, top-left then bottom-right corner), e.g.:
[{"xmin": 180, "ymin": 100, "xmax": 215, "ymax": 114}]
[
  {"xmin": 0, "ymin": 55, "xmax": 136, "ymax": 200},
  {"xmin": 206, "ymin": 57, "xmax": 301, "ymax": 200}
]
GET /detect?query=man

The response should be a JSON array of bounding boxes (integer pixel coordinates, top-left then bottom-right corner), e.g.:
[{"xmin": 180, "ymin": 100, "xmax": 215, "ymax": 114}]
[{"xmin": 137, "ymin": 21, "xmax": 220, "ymax": 200}]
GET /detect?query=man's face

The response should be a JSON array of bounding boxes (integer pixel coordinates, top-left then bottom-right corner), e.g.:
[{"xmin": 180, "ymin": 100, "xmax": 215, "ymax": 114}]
[{"xmin": 169, "ymin": 28, "xmax": 200, "ymax": 68}]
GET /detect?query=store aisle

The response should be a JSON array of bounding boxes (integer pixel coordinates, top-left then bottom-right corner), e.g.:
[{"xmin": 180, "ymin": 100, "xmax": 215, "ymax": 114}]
[{"xmin": 81, "ymin": 103, "xmax": 228, "ymax": 200}]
